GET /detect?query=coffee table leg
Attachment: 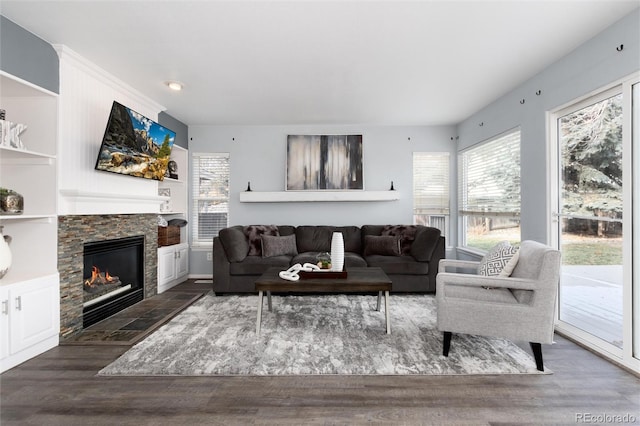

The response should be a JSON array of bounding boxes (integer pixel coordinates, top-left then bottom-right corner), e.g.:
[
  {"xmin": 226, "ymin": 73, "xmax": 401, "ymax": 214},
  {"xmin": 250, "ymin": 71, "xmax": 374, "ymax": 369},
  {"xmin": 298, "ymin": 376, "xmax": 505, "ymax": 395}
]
[
  {"xmin": 384, "ymin": 290, "xmax": 391, "ymax": 334},
  {"xmin": 376, "ymin": 291, "xmax": 381, "ymax": 311},
  {"xmin": 267, "ymin": 291, "xmax": 272, "ymax": 312},
  {"xmin": 256, "ymin": 290, "xmax": 263, "ymax": 335}
]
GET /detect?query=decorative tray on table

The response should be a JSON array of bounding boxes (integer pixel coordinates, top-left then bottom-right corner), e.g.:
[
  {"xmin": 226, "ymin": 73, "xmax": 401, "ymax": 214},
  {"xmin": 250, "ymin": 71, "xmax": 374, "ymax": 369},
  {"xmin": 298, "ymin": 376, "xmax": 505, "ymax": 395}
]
[{"xmin": 299, "ymin": 268, "xmax": 347, "ymax": 279}]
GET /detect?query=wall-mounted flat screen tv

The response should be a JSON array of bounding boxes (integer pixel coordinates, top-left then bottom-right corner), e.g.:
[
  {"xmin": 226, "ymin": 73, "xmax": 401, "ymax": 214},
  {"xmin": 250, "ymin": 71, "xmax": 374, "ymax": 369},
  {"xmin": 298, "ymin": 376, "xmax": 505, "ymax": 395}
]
[{"xmin": 95, "ymin": 101, "xmax": 175, "ymax": 181}]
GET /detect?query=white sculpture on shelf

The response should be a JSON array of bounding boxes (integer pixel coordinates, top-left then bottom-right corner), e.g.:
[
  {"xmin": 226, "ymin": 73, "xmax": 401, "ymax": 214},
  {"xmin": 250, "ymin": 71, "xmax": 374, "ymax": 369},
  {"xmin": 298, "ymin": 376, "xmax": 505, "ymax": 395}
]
[{"xmin": 0, "ymin": 120, "xmax": 27, "ymax": 150}]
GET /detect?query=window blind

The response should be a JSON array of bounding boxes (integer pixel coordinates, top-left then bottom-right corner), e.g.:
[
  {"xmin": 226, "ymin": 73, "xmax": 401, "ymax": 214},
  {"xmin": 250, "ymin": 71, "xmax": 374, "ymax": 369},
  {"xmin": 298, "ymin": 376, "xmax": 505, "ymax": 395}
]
[
  {"xmin": 413, "ymin": 152, "xmax": 450, "ymax": 215},
  {"xmin": 191, "ymin": 153, "xmax": 229, "ymax": 246},
  {"xmin": 458, "ymin": 129, "xmax": 521, "ymax": 218}
]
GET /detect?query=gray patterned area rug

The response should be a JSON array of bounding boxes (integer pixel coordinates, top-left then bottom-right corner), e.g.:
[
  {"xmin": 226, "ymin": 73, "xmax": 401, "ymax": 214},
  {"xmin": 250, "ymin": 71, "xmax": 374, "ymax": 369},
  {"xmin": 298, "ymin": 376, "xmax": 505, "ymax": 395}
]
[{"xmin": 98, "ymin": 294, "xmax": 549, "ymax": 376}]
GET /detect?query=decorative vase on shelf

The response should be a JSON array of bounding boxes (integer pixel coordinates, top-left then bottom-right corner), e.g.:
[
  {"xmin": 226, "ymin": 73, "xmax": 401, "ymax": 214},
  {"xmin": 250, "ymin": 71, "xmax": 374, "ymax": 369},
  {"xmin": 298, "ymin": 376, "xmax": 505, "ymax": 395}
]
[
  {"xmin": 0, "ymin": 227, "xmax": 12, "ymax": 279},
  {"xmin": 0, "ymin": 188, "xmax": 24, "ymax": 215},
  {"xmin": 330, "ymin": 232, "xmax": 344, "ymax": 272}
]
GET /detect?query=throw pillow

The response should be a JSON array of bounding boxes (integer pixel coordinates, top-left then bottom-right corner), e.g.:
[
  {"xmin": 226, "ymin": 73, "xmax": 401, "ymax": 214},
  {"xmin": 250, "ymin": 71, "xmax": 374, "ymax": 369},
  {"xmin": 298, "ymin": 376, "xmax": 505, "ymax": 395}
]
[
  {"xmin": 243, "ymin": 225, "xmax": 279, "ymax": 256},
  {"xmin": 381, "ymin": 225, "xmax": 418, "ymax": 255},
  {"xmin": 499, "ymin": 249, "xmax": 520, "ymax": 277},
  {"xmin": 363, "ymin": 235, "xmax": 402, "ymax": 256},
  {"xmin": 478, "ymin": 241, "xmax": 519, "ymax": 276},
  {"xmin": 261, "ymin": 234, "xmax": 298, "ymax": 258}
]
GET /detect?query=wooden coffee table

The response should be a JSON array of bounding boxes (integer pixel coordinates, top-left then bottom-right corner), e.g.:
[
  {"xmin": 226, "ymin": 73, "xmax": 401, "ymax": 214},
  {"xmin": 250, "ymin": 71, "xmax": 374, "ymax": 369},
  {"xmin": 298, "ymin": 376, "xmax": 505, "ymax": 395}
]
[{"xmin": 255, "ymin": 267, "xmax": 392, "ymax": 335}]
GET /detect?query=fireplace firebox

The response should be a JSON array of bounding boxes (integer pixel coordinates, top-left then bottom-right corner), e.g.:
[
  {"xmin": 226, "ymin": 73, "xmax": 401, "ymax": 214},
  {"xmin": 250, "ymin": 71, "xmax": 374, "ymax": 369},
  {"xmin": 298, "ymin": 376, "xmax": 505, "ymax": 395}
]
[{"xmin": 83, "ymin": 235, "xmax": 144, "ymax": 327}]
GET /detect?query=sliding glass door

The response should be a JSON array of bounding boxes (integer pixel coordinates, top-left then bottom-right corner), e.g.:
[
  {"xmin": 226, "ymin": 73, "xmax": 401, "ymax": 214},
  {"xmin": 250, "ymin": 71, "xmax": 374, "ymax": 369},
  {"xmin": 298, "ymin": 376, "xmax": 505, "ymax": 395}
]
[
  {"xmin": 556, "ymin": 89, "xmax": 623, "ymax": 349},
  {"xmin": 551, "ymin": 74, "xmax": 638, "ymax": 371}
]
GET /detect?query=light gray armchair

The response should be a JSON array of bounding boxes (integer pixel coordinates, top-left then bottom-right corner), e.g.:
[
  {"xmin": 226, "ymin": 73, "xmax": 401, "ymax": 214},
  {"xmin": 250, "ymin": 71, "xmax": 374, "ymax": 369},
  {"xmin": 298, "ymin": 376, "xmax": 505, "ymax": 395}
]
[{"xmin": 436, "ymin": 240, "xmax": 561, "ymax": 371}]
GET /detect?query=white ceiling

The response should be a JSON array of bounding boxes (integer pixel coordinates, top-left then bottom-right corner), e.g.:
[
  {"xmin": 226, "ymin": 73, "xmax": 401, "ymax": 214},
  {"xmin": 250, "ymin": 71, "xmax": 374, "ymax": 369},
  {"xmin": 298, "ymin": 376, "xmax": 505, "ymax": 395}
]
[{"xmin": 1, "ymin": 1, "xmax": 638, "ymax": 126}]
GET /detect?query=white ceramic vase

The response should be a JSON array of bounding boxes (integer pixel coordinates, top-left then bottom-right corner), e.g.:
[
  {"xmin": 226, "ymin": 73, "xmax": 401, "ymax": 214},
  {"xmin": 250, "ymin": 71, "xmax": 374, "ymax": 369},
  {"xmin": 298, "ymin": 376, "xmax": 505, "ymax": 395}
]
[
  {"xmin": 0, "ymin": 227, "xmax": 12, "ymax": 279},
  {"xmin": 330, "ymin": 232, "xmax": 344, "ymax": 272}
]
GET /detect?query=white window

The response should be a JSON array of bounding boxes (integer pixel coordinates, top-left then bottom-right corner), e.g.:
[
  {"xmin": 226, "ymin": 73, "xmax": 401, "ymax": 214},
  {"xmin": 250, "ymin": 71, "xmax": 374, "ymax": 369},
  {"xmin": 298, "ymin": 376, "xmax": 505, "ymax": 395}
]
[
  {"xmin": 413, "ymin": 152, "xmax": 449, "ymax": 240},
  {"xmin": 458, "ymin": 129, "xmax": 521, "ymax": 251},
  {"xmin": 191, "ymin": 153, "xmax": 229, "ymax": 247}
]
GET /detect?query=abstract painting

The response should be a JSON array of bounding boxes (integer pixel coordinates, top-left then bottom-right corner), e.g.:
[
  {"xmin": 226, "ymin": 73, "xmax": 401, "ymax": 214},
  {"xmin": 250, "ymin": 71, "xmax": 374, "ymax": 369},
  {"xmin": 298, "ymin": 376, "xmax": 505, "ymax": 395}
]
[{"xmin": 286, "ymin": 134, "xmax": 363, "ymax": 190}]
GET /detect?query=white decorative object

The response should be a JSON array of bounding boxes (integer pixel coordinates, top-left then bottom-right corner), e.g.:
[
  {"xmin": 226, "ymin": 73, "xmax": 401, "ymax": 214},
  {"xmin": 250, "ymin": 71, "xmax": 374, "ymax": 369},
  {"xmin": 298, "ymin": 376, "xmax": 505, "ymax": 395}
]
[
  {"xmin": 157, "ymin": 215, "xmax": 168, "ymax": 227},
  {"xmin": 330, "ymin": 232, "xmax": 345, "ymax": 272},
  {"xmin": 158, "ymin": 188, "xmax": 171, "ymax": 212},
  {"xmin": 278, "ymin": 263, "xmax": 320, "ymax": 281},
  {"xmin": 0, "ymin": 227, "xmax": 12, "ymax": 279},
  {"xmin": 0, "ymin": 120, "xmax": 27, "ymax": 150}
]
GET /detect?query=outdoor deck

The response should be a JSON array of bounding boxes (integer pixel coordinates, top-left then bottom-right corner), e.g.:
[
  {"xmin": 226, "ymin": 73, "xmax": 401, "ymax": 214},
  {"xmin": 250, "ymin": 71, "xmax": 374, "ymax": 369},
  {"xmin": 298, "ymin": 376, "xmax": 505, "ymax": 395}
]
[{"xmin": 559, "ymin": 265, "xmax": 623, "ymax": 348}]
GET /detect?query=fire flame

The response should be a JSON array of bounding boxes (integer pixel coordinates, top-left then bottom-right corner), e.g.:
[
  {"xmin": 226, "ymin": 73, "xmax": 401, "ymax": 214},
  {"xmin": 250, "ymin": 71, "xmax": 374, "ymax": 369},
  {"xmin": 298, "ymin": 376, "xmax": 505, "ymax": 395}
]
[{"xmin": 84, "ymin": 266, "xmax": 117, "ymax": 287}]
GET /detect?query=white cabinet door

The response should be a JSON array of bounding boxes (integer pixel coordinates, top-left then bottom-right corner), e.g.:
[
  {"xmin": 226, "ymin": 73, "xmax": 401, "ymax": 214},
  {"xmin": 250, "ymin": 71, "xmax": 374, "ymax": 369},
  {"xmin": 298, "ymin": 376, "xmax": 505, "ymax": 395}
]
[
  {"xmin": 176, "ymin": 244, "xmax": 189, "ymax": 279},
  {"xmin": 10, "ymin": 275, "xmax": 59, "ymax": 354},
  {"xmin": 158, "ymin": 247, "xmax": 177, "ymax": 287},
  {"xmin": 0, "ymin": 287, "xmax": 9, "ymax": 360}
]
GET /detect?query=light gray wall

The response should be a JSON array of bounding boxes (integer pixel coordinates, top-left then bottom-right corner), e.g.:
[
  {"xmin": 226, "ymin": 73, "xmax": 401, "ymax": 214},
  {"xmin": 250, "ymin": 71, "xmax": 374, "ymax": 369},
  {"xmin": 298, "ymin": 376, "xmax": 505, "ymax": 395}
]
[
  {"xmin": 0, "ymin": 15, "xmax": 59, "ymax": 94},
  {"xmin": 158, "ymin": 111, "xmax": 188, "ymax": 150},
  {"xmin": 188, "ymin": 124, "xmax": 456, "ymax": 276},
  {"xmin": 455, "ymin": 8, "xmax": 639, "ymax": 259}
]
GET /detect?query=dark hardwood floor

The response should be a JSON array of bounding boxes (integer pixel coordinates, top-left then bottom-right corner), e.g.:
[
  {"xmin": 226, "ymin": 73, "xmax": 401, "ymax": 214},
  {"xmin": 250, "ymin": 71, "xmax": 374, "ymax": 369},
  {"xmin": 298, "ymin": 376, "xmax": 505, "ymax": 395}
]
[{"xmin": 1, "ymin": 280, "xmax": 639, "ymax": 425}]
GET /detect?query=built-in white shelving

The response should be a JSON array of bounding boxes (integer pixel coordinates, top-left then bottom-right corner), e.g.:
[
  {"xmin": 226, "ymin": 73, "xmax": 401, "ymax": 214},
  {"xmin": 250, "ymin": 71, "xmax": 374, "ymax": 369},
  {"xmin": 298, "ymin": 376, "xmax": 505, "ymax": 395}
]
[
  {"xmin": 158, "ymin": 145, "xmax": 188, "ymax": 220},
  {"xmin": 157, "ymin": 145, "xmax": 189, "ymax": 285},
  {"xmin": 0, "ymin": 71, "xmax": 60, "ymax": 372}
]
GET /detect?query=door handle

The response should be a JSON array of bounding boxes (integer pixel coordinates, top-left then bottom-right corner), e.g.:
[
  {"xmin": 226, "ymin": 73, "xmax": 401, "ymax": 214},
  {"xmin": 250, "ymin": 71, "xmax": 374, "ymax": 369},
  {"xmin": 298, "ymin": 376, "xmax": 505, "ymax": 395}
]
[
  {"xmin": 15, "ymin": 296, "xmax": 22, "ymax": 311},
  {"xmin": 1, "ymin": 299, "xmax": 8, "ymax": 315}
]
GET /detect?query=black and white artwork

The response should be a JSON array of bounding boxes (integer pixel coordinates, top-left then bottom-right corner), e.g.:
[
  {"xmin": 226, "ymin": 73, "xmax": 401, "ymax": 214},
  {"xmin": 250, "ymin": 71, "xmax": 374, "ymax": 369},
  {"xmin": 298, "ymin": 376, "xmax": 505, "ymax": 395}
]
[{"xmin": 286, "ymin": 134, "xmax": 363, "ymax": 190}]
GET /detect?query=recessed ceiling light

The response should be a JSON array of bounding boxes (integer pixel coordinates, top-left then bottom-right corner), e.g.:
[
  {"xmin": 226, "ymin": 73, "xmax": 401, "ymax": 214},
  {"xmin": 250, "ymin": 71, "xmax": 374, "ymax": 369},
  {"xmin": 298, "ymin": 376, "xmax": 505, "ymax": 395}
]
[{"xmin": 166, "ymin": 81, "xmax": 183, "ymax": 91}]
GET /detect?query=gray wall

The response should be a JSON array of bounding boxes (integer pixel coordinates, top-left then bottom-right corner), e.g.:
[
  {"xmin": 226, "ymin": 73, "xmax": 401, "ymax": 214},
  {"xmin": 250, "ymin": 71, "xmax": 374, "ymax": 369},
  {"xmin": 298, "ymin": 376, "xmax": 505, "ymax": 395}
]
[
  {"xmin": 0, "ymin": 15, "xmax": 59, "ymax": 94},
  {"xmin": 188, "ymin": 124, "xmax": 456, "ymax": 276},
  {"xmin": 158, "ymin": 111, "xmax": 189, "ymax": 150},
  {"xmin": 455, "ymin": 8, "xmax": 639, "ymax": 259}
]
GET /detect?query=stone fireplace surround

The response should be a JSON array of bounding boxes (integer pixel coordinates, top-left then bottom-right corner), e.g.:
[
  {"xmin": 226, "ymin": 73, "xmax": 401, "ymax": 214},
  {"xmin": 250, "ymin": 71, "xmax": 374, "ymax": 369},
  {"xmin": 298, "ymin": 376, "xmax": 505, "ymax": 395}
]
[{"xmin": 58, "ymin": 214, "xmax": 158, "ymax": 339}]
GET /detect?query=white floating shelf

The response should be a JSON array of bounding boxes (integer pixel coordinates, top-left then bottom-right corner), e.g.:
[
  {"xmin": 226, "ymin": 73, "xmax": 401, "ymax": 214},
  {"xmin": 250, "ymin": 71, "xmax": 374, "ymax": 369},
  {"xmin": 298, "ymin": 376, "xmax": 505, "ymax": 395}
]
[{"xmin": 239, "ymin": 191, "xmax": 400, "ymax": 203}]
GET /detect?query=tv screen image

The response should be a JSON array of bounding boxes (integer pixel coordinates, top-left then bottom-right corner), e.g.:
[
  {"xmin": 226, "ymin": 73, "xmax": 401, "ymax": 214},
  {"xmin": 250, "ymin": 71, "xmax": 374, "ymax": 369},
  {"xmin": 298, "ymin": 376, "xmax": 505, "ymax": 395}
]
[{"xmin": 95, "ymin": 101, "xmax": 175, "ymax": 181}]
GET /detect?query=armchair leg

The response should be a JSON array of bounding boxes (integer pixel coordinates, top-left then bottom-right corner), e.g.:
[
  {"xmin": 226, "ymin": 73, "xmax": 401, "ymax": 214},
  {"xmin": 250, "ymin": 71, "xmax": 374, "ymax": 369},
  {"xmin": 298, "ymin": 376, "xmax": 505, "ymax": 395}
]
[
  {"xmin": 443, "ymin": 332, "xmax": 452, "ymax": 356},
  {"xmin": 530, "ymin": 342, "xmax": 544, "ymax": 371}
]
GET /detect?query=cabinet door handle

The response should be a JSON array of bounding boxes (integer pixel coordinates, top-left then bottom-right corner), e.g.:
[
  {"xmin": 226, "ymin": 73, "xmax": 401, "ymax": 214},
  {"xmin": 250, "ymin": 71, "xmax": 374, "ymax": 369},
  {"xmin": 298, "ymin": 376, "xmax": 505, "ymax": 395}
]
[
  {"xmin": 1, "ymin": 299, "xmax": 8, "ymax": 315},
  {"xmin": 15, "ymin": 296, "xmax": 22, "ymax": 311}
]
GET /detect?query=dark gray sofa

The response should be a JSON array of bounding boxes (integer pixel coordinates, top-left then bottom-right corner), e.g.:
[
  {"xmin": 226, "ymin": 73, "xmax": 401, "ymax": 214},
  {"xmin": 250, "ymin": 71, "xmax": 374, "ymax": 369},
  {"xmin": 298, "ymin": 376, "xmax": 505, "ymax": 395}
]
[{"xmin": 213, "ymin": 224, "xmax": 445, "ymax": 293}]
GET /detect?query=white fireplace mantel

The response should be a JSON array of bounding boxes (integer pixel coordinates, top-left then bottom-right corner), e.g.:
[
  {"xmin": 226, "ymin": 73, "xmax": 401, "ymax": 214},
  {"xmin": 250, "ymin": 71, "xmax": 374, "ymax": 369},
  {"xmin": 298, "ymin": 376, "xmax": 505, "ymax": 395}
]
[{"xmin": 239, "ymin": 191, "xmax": 399, "ymax": 203}]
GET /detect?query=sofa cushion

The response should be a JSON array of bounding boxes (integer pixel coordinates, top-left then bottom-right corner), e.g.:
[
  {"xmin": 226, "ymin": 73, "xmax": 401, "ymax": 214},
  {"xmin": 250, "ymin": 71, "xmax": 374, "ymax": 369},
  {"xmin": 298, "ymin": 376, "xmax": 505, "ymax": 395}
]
[
  {"xmin": 261, "ymin": 234, "xmax": 298, "ymax": 258},
  {"xmin": 295, "ymin": 226, "xmax": 362, "ymax": 253},
  {"xmin": 229, "ymin": 255, "xmax": 291, "ymax": 275},
  {"xmin": 218, "ymin": 226, "xmax": 249, "ymax": 262},
  {"xmin": 365, "ymin": 255, "xmax": 429, "ymax": 275},
  {"xmin": 243, "ymin": 225, "xmax": 279, "ymax": 256},
  {"xmin": 363, "ymin": 235, "xmax": 401, "ymax": 256},
  {"xmin": 381, "ymin": 225, "xmax": 418, "ymax": 255},
  {"xmin": 410, "ymin": 227, "xmax": 442, "ymax": 261},
  {"xmin": 343, "ymin": 252, "xmax": 368, "ymax": 267},
  {"xmin": 295, "ymin": 226, "xmax": 332, "ymax": 252},
  {"xmin": 334, "ymin": 226, "xmax": 363, "ymax": 253}
]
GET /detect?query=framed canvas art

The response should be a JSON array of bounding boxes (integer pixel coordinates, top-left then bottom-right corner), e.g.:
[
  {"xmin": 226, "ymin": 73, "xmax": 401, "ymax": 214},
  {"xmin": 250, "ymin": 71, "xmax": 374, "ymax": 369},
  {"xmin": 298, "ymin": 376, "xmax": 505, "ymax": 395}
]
[{"xmin": 286, "ymin": 134, "xmax": 363, "ymax": 190}]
